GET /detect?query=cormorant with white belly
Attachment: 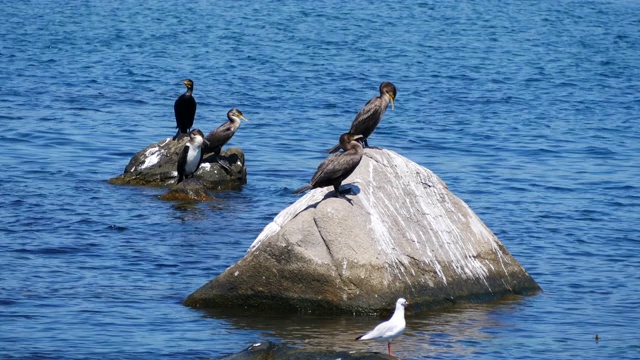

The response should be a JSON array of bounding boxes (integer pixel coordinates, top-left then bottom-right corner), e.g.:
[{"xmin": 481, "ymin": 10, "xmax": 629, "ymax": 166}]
[{"xmin": 177, "ymin": 129, "xmax": 209, "ymax": 183}]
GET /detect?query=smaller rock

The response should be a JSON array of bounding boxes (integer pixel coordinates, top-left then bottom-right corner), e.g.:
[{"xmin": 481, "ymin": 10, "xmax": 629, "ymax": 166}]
[
  {"xmin": 108, "ymin": 137, "xmax": 247, "ymax": 190},
  {"xmin": 158, "ymin": 178, "xmax": 213, "ymax": 202}
]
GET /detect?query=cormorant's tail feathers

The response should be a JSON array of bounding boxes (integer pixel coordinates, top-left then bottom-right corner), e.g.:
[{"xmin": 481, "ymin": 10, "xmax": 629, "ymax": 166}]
[{"xmin": 293, "ymin": 184, "xmax": 312, "ymax": 194}]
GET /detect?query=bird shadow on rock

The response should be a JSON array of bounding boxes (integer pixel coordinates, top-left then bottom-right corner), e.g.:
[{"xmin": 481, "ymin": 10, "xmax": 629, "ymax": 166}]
[
  {"xmin": 296, "ymin": 184, "xmax": 363, "ymax": 213},
  {"xmin": 322, "ymin": 184, "xmax": 361, "ymax": 206}
]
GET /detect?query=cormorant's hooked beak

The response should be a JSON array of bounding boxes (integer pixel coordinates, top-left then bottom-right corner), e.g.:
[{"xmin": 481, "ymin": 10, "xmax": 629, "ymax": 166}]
[
  {"xmin": 203, "ymin": 138, "xmax": 210, "ymax": 146},
  {"xmin": 389, "ymin": 93, "xmax": 395, "ymax": 110},
  {"xmin": 352, "ymin": 134, "xmax": 364, "ymax": 141},
  {"xmin": 239, "ymin": 115, "xmax": 249, "ymax": 123}
]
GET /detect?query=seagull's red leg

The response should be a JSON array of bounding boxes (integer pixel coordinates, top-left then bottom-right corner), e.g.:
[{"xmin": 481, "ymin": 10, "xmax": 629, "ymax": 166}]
[{"xmin": 388, "ymin": 342, "xmax": 392, "ymax": 356}]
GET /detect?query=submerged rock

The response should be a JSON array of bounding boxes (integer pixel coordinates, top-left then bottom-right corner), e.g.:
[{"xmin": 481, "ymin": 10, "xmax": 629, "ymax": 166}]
[
  {"xmin": 108, "ymin": 137, "xmax": 246, "ymax": 190},
  {"xmin": 185, "ymin": 148, "xmax": 540, "ymax": 313},
  {"xmin": 220, "ymin": 341, "xmax": 394, "ymax": 360},
  {"xmin": 158, "ymin": 178, "xmax": 214, "ymax": 202}
]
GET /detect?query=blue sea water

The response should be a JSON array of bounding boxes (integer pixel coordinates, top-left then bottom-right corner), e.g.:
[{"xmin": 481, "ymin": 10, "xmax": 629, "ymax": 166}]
[{"xmin": 1, "ymin": 0, "xmax": 639, "ymax": 359}]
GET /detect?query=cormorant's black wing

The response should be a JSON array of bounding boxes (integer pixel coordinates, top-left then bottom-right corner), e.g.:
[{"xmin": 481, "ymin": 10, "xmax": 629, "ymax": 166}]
[
  {"xmin": 174, "ymin": 95, "xmax": 197, "ymax": 130},
  {"xmin": 206, "ymin": 122, "xmax": 234, "ymax": 147},
  {"xmin": 177, "ymin": 144, "xmax": 189, "ymax": 182},
  {"xmin": 310, "ymin": 152, "xmax": 359, "ymax": 187},
  {"xmin": 349, "ymin": 97, "xmax": 383, "ymax": 137}
]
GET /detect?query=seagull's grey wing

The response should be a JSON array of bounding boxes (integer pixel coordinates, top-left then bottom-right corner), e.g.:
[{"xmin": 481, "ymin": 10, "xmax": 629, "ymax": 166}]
[{"xmin": 360, "ymin": 320, "xmax": 394, "ymax": 340}]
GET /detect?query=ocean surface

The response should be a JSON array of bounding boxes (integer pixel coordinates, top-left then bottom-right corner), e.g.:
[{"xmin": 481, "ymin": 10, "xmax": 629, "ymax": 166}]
[{"xmin": 1, "ymin": 1, "xmax": 639, "ymax": 359}]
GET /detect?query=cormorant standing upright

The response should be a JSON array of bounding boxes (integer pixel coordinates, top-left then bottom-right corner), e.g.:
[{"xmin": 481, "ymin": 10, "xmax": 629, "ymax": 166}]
[
  {"xmin": 173, "ymin": 79, "xmax": 197, "ymax": 140},
  {"xmin": 176, "ymin": 129, "xmax": 209, "ymax": 183},
  {"xmin": 204, "ymin": 108, "xmax": 248, "ymax": 155},
  {"xmin": 327, "ymin": 82, "xmax": 396, "ymax": 153},
  {"xmin": 294, "ymin": 133, "xmax": 364, "ymax": 198}
]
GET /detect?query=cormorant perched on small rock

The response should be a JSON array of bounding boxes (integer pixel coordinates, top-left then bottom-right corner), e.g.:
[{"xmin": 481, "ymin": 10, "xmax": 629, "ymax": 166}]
[
  {"xmin": 204, "ymin": 108, "xmax": 248, "ymax": 155},
  {"xmin": 294, "ymin": 133, "xmax": 364, "ymax": 198},
  {"xmin": 173, "ymin": 79, "xmax": 197, "ymax": 140},
  {"xmin": 327, "ymin": 82, "xmax": 396, "ymax": 153},
  {"xmin": 177, "ymin": 129, "xmax": 209, "ymax": 183}
]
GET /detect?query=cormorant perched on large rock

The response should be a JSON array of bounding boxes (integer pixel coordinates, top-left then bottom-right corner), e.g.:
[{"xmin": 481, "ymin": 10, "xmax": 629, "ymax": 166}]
[
  {"xmin": 204, "ymin": 108, "xmax": 248, "ymax": 155},
  {"xmin": 177, "ymin": 129, "xmax": 209, "ymax": 183},
  {"xmin": 173, "ymin": 79, "xmax": 197, "ymax": 140},
  {"xmin": 327, "ymin": 82, "xmax": 396, "ymax": 153},
  {"xmin": 294, "ymin": 133, "xmax": 364, "ymax": 198}
]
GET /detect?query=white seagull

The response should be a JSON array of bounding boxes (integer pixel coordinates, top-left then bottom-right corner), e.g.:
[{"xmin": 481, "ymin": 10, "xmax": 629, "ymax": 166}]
[{"xmin": 356, "ymin": 297, "xmax": 408, "ymax": 356}]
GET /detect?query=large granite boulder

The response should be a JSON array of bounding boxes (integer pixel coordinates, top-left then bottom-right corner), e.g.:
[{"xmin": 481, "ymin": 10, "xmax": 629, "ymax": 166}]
[
  {"xmin": 108, "ymin": 137, "xmax": 246, "ymax": 190},
  {"xmin": 184, "ymin": 148, "xmax": 540, "ymax": 313}
]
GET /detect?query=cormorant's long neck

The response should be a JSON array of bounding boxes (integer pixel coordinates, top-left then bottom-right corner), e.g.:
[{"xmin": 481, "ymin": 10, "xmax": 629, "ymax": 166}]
[
  {"xmin": 228, "ymin": 117, "xmax": 241, "ymax": 129},
  {"xmin": 379, "ymin": 93, "xmax": 391, "ymax": 110},
  {"xmin": 346, "ymin": 142, "xmax": 364, "ymax": 154},
  {"xmin": 185, "ymin": 87, "xmax": 193, "ymax": 96}
]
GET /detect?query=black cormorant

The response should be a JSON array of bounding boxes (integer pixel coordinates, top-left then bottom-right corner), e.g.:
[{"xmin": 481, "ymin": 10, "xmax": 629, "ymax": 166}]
[
  {"xmin": 177, "ymin": 129, "xmax": 209, "ymax": 183},
  {"xmin": 327, "ymin": 82, "xmax": 396, "ymax": 153},
  {"xmin": 294, "ymin": 133, "xmax": 364, "ymax": 197},
  {"xmin": 173, "ymin": 79, "xmax": 197, "ymax": 140}
]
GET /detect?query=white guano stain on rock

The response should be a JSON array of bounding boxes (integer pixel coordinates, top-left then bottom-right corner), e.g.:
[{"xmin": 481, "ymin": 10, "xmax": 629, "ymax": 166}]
[
  {"xmin": 137, "ymin": 146, "xmax": 163, "ymax": 171},
  {"xmin": 362, "ymin": 150, "xmax": 496, "ymax": 289},
  {"xmin": 240, "ymin": 148, "xmax": 530, "ymax": 297}
]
